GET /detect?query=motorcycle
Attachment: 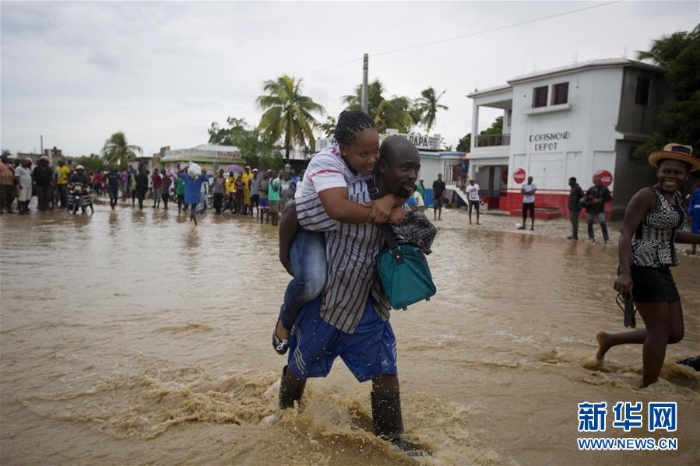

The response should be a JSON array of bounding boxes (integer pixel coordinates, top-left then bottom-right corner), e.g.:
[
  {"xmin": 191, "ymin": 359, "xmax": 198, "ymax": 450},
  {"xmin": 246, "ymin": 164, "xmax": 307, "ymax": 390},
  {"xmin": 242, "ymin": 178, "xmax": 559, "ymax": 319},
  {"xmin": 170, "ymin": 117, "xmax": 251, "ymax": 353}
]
[{"xmin": 67, "ymin": 183, "xmax": 94, "ymax": 214}]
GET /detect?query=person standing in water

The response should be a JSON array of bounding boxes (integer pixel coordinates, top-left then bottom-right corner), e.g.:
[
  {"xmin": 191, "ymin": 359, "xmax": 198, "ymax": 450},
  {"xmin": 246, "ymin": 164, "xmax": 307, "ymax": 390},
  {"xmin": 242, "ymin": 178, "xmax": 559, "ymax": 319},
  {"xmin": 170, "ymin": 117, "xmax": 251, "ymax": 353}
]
[
  {"xmin": 135, "ymin": 168, "xmax": 148, "ymax": 210},
  {"xmin": 518, "ymin": 176, "xmax": 537, "ymax": 231},
  {"xmin": 595, "ymin": 143, "xmax": 700, "ymax": 387},
  {"xmin": 584, "ymin": 175, "xmax": 612, "ymax": 244},
  {"xmin": 432, "ymin": 173, "xmax": 445, "ymax": 221},
  {"xmin": 465, "ymin": 178, "xmax": 480, "ymax": 225},
  {"xmin": 180, "ymin": 167, "xmax": 208, "ymax": 225}
]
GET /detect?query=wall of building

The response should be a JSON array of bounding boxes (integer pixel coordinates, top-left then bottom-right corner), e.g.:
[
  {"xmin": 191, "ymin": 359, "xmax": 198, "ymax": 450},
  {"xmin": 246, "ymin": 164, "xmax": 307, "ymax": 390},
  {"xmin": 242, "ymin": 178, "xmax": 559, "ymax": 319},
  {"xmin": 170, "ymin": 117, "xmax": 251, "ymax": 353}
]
[
  {"xmin": 617, "ymin": 67, "xmax": 670, "ymax": 136},
  {"xmin": 471, "ymin": 164, "xmax": 508, "ymax": 208},
  {"xmin": 611, "ymin": 67, "xmax": 673, "ymax": 219},
  {"xmin": 503, "ymin": 108, "xmax": 512, "ymax": 134},
  {"xmin": 417, "ymin": 154, "xmax": 462, "ymax": 206},
  {"xmin": 505, "ymin": 66, "xmax": 625, "ymax": 215},
  {"xmin": 418, "ymin": 156, "xmax": 443, "ymax": 188},
  {"xmin": 612, "ymin": 141, "xmax": 657, "ymax": 218}
]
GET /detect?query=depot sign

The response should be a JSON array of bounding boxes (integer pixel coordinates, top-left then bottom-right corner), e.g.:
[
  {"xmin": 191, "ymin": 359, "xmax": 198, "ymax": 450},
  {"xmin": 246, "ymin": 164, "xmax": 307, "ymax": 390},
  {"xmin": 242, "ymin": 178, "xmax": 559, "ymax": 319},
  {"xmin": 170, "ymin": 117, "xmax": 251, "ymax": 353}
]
[{"xmin": 529, "ymin": 131, "xmax": 571, "ymax": 151}]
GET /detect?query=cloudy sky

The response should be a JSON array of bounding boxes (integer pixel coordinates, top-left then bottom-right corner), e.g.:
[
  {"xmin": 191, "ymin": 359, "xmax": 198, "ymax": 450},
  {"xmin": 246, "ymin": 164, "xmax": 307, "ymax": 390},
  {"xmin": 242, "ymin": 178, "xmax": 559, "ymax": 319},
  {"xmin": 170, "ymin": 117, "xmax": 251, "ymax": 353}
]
[{"xmin": 1, "ymin": 0, "xmax": 697, "ymax": 158}]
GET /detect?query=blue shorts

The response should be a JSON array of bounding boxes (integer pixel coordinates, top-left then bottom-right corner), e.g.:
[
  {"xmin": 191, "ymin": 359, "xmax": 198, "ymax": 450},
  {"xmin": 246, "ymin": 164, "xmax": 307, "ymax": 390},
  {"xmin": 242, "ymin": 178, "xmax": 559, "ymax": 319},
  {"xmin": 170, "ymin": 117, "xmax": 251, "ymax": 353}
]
[{"xmin": 287, "ymin": 296, "xmax": 397, "ymax": 383}]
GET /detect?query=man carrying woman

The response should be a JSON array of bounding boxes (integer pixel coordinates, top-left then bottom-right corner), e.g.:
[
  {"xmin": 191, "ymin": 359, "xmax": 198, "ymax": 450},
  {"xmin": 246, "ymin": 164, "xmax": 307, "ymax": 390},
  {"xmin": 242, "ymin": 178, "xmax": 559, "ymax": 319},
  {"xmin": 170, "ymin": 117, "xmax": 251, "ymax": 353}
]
[{"xmin": 275, "ymin": 111, "xmax": 435, "ymax": 454}]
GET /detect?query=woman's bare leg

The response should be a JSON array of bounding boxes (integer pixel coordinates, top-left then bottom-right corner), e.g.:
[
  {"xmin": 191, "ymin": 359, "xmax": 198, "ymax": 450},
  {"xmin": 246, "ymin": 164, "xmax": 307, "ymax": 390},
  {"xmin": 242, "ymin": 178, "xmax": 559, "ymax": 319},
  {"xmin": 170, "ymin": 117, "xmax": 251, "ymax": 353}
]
[
  {"xmin": 597, "ymin": 300, "xmax": 683, "ymax": 387},
  {"xmin": 596, "ymin": 329, "xmax": 646, "ymax": 362}
]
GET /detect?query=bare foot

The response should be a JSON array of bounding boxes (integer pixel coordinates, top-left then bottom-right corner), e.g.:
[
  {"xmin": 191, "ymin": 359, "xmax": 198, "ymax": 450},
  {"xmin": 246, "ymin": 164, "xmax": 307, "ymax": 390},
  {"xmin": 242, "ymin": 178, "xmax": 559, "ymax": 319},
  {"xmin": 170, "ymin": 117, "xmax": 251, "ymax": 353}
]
[{"xmin": 595, "ymin": 331, "xmax": 611, "ymax": 363}]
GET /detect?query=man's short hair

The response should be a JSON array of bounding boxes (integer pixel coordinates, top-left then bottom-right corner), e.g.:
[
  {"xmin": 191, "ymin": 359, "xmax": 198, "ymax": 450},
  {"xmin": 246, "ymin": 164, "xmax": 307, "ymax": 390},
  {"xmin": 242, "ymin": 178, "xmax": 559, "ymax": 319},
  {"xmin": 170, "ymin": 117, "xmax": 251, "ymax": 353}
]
[{"xmin": 379, "ymin": 135, "xmax": 418, "ymax": 165}]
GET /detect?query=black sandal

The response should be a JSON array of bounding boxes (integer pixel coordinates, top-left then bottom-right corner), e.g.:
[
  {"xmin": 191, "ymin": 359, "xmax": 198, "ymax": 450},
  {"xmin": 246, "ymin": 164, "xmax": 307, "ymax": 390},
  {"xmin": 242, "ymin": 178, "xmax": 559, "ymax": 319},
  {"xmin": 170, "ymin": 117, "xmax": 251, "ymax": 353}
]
[
  {"xmin": 615, "ymin": 291, "xmax": 636, "ymax": 328},
  {"xmin": 272, "ymin": 330, "xmax": 289, "ymax": 355}
]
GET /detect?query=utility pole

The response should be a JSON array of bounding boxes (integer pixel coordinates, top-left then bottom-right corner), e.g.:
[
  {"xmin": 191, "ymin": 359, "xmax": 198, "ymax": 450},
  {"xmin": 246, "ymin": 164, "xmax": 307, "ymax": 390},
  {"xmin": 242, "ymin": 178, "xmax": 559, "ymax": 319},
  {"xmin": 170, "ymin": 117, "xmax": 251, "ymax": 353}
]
[
  {"xmin": 361, "ymin": 53, "xmax": 369, "ymax": 114},
  {"xmin": 40, "ymin": 135, "xmax": 43, "ymax": 155}
]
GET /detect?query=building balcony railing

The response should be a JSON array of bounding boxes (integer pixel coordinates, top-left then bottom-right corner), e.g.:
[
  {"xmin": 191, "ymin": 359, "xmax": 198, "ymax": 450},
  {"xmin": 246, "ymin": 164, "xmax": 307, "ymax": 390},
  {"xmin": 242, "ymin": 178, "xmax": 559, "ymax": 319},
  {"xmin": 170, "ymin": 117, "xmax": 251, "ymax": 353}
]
[{"xmin": 475, "ymin": 133, "xmax": 510, "ymax": 147}]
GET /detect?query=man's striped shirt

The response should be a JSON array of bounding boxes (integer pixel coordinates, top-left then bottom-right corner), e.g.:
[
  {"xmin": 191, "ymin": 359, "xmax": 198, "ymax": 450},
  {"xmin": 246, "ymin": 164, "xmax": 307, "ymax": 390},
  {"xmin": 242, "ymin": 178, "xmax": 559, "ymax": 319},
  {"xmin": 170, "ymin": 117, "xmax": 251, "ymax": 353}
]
[{"xmin": 295, "ymin": 144, "xmax": 388, "ymax": 333}]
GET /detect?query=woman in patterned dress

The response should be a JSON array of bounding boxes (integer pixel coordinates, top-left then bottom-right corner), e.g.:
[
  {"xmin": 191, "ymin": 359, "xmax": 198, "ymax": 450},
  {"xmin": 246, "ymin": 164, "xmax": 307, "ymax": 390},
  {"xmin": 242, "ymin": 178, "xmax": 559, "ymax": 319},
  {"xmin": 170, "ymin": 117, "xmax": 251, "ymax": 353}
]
[{"xmin": 595, "ymin": 143, "xmax": 700, "ymax": 387}]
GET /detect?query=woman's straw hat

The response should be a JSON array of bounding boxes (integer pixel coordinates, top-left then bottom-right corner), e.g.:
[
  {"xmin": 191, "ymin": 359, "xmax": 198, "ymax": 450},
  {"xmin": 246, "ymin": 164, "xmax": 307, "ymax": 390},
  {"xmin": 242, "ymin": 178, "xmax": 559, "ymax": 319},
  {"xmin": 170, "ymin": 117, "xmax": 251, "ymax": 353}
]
[{"xmin": 648, "ymin": 143, "xmax": 700, "ymax": 172}]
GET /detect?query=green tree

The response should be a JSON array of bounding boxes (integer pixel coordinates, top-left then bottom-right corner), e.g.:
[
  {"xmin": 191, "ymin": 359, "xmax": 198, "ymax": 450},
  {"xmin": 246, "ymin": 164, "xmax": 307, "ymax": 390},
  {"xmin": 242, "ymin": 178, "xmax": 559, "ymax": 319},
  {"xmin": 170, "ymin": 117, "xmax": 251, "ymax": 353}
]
[
  {"xmin": 342, "ymin": 80, "xmax": 414, "ymax": 133},
  {"xmin": 75, "ymin": 154, "xmax": 106, "ymax": 173},
  {"xmin": 101, "ymin": 132, "xmax": 142, "ymax": 169},
  {"xmin": 1, "ymin": 149, "xmax": 11, "ymax": 158},
  {"xmin": 456, "ymin": 133, "xmax": 471, "ymax": 152},
  {"xmin": 208, "ymin": 117, "xmax": 283, "ymax": 170},
  {"xmin": 317, "ymin": 116, "xmax": 337, "ymax": 139},
  {"xmin": 413, "ymin": 87, "xmax": 449, "ymax": 133},
  {"xmin": 635, "ymin": 25, "xmax": 700, "ymax": 159},
  {"xmin": 481, "ymin": 116, "xmax": 503, "ymax": 136},
  {"xmin": 256, "ymin": 75, "xmax": 325, "ymax": 162}
]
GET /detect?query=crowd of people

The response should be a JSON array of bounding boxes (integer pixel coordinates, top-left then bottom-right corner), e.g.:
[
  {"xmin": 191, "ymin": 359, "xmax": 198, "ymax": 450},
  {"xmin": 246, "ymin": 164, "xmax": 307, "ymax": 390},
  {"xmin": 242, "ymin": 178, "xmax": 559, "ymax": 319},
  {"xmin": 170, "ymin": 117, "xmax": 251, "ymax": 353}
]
[
  {"xmin": 0, "ymin": 155, "xmax": 97, "ymax": 214},
  {"xmin": 0, "ymin": 154, "xmax": 299, "ymax": 224}
]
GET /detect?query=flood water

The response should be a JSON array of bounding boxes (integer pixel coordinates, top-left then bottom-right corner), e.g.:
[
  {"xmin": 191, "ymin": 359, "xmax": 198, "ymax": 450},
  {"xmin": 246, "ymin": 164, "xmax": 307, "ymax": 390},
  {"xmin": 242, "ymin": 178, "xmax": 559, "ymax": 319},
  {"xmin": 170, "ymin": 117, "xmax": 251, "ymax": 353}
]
[{"xmin": 1, "ymin": 203, "xmax": 699, "ymax": 465}]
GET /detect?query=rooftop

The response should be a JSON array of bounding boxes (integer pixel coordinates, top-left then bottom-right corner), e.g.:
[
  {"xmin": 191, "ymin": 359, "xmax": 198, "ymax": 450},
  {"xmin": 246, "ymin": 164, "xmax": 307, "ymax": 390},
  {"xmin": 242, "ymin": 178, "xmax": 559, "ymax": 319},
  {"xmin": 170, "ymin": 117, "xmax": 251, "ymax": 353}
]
[{"xmin": 468, "ymin": 58, "xmax": 665, "ymax": 98}]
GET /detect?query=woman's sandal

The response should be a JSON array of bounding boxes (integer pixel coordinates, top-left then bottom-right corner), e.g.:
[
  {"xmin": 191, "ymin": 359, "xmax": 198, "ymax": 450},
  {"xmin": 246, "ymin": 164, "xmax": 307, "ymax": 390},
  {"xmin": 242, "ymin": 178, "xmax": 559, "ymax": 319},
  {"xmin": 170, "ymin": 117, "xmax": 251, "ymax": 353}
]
[
  {"xmin": 615, "ymin": 291, "xmax": 636, "ymax": 329},
  {"xmin": 272, "ymin": 329, "xmax": 289, "ymax": 355}
]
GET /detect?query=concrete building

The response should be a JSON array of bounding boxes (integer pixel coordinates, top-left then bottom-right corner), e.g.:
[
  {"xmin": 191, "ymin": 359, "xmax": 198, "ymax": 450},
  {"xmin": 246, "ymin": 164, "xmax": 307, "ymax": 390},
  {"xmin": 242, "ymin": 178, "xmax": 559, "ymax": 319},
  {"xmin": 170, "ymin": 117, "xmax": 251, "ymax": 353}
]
[
  {"xmin": 467, "ymin": 58, "xmax": 670, "ymax": 218},
  {"xmin": 159, "ymin": 144, "xmax": 243, "ymax": 173},
  {"xmin": 14, "ymin": 147, "xmax": 71, "ymax": 167}
]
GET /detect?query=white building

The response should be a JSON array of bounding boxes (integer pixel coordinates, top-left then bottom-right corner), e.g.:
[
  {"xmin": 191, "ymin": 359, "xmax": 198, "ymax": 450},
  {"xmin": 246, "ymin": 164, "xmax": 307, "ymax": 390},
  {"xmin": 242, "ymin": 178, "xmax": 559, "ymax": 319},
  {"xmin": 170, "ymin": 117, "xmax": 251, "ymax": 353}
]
[
  {"xmin": 467, "ymin": 58, "xmax": 670, "ymax": 217},
  {"xmin": 159, "ymin": 144, "xmax": 243, "ymax": 173}
]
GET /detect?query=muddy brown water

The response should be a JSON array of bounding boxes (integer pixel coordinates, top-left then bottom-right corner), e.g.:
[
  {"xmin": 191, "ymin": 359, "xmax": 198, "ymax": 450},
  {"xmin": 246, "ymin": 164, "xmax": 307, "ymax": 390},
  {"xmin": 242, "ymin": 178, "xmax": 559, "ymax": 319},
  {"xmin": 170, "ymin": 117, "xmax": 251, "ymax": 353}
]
[{"xmin": 1, "ymin": 203, "xmax": 698, "ymax": 465}]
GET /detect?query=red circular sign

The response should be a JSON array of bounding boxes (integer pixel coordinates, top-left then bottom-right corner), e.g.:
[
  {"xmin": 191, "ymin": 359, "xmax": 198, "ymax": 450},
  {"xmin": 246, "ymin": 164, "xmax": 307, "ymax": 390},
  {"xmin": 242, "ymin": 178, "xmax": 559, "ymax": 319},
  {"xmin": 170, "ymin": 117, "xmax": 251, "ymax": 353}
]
[
  {"xmin": 513, "ymin": 168, "xmax": 526, "ymax": 184},
  {"xmin": 593, "ymin": 170, "xmax": 613, "ymax": 187}
]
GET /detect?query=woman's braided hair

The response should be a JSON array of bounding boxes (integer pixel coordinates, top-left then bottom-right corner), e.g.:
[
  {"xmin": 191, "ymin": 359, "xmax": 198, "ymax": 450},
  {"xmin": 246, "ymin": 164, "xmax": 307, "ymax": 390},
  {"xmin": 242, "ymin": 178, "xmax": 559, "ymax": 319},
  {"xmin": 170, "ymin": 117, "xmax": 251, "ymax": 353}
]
[{"xmin": 334, "ymin": 110, "xmax": 376, "ymax": 145}]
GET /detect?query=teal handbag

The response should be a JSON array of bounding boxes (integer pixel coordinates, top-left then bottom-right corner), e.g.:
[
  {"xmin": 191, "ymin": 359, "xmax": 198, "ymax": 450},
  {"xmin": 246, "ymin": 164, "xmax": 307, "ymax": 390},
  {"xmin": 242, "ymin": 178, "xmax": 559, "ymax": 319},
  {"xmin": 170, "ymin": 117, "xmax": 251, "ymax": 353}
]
[{"xmin": 376, "ymin": 225, "xmax": 436, "ymax": 310}]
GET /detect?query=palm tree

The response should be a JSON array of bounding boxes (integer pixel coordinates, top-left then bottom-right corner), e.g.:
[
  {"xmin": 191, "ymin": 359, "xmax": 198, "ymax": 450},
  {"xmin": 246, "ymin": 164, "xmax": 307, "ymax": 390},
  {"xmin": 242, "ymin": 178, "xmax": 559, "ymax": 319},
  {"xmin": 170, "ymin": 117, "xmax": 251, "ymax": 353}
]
[
  {"xmin": 317, "ymin": 116, "xmax": 337, "ymax": 139},
  {"xmin": 414, "ymin": 87, "xmax": 449, "ymax": 134},
  {"xmin": 256, "ymin": 75, "xmax": 325, "ymax": 161},
  {"xmin": 637, "ymin": 28, "xmax": 696, "ymax": 69},
  {"xmin": 342, "ymin": 80, "xmax": 385, "ymax": 118},
  {"xmin": 342, "ymin": 80, "xmax": 414, "ymax": 134},
  {"xmin": 101, "ymin": 132, "xmax": 142, "ymax": 169}
]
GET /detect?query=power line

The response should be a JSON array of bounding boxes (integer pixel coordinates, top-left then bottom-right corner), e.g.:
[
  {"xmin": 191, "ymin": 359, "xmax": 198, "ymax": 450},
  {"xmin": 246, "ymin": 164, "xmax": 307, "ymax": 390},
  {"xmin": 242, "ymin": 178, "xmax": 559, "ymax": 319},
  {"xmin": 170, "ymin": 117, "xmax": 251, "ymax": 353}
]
[
  {"xmin": 371, "ymin": 0, "xmax": 624, "ymax": 58},
  {"xmin": 133, "ymin": 1, "xmax": 626, "ymax": 119},
  {"xmin": 46, "ymin": 0, "xmax": 626, "ymax": 140},
  {"xmin": 151, "ymin": 0, "xmax": 626, "ymax": 119}
]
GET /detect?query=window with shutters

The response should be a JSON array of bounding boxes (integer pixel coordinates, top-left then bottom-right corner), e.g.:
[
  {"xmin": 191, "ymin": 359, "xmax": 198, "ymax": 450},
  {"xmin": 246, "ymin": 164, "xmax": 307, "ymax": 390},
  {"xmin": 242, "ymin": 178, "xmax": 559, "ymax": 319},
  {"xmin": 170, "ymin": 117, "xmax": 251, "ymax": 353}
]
[
  {"xmin": 532, "ymin": 86, "xmax": 548, "ymax": 108},
  {"xmin": 551, "ymin": 82, "xmax": 569, "ymax": 105}
]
